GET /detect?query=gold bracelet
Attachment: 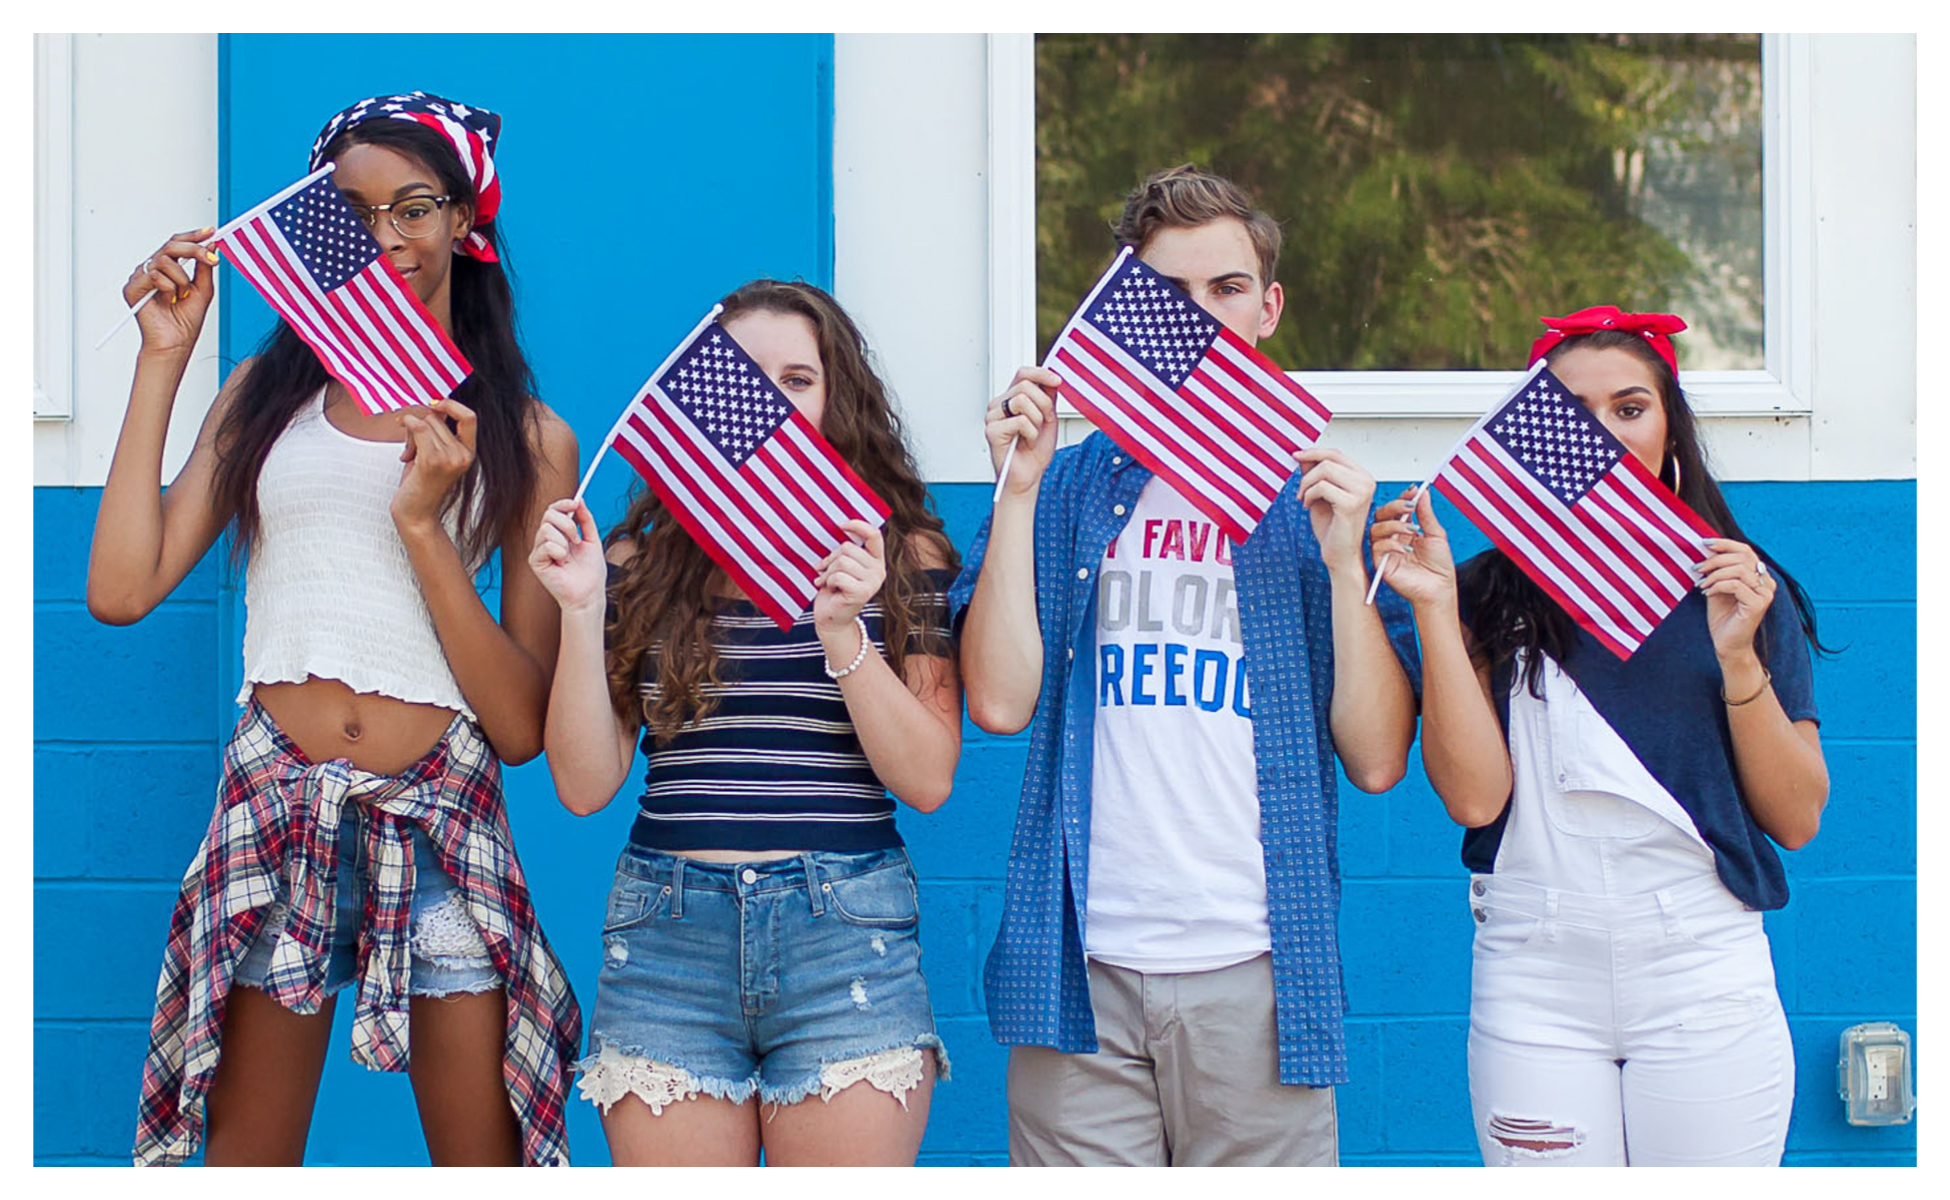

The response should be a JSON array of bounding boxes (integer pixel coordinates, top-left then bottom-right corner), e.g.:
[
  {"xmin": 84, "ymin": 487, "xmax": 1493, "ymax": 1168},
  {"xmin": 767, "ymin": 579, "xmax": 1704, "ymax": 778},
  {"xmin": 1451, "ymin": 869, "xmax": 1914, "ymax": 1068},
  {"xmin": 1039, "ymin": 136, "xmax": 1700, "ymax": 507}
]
[{"xmin": 1721, "ymin": 666, "xmax": 1772, "ymax": 707}]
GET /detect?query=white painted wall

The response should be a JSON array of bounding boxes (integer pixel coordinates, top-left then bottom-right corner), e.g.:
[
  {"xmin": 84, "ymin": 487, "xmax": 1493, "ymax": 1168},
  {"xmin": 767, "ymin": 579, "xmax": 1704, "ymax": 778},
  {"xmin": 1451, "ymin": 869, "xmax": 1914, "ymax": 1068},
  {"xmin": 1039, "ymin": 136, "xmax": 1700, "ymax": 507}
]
[
  {"xmin": 832, "ymin": 33, "xmax": 1916, "ymax": 485},
  {"xmin": 831, "ymin": 34, "xmax": 993, "ymax": 484},
  {"xmin": 35, "ymin": 33, "xmax": 220, "ymax": 489}
]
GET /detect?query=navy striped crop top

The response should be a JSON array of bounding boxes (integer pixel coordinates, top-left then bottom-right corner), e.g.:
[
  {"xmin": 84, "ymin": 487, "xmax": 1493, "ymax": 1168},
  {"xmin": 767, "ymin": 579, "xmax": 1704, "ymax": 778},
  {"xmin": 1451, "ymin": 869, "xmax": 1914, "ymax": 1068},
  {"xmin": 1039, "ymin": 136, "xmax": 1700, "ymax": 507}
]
[{"xmin": 615, "ymin": 567, "xmax": 955, "ymax": 852}]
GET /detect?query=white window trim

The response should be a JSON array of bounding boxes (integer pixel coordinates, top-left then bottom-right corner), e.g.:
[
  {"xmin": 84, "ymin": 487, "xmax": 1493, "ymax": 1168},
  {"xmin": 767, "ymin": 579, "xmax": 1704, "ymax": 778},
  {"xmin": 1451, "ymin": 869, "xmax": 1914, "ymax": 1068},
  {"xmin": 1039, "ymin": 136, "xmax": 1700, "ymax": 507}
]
[
  {"xmin": 35, "ymin": 33, "xmax": 221, "ymax": 489},
  {"xmin": 35, "ymin": 33, "xmax": 74, "ymax": 422},
  {"xmin": 988, "ymin": 32, "xmax": 1814, "ymax": 421}
]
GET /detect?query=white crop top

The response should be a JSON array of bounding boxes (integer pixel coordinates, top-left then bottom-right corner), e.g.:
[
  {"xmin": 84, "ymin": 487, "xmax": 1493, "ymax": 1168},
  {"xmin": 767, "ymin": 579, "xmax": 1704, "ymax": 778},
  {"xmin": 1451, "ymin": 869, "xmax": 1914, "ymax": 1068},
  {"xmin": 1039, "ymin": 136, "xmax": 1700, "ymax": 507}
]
[{"xmin": 238, "ymin": 389, "xmax": 486, "ymax": 718}]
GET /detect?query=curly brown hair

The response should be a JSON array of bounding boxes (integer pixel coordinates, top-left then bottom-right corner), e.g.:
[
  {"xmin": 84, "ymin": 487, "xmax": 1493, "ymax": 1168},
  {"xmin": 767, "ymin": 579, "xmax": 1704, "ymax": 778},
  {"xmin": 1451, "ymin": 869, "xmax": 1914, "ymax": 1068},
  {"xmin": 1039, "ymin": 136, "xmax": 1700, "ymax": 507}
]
[{"xmin": 602, "ymin": 279, "xmax": 959, "ymax": 741}]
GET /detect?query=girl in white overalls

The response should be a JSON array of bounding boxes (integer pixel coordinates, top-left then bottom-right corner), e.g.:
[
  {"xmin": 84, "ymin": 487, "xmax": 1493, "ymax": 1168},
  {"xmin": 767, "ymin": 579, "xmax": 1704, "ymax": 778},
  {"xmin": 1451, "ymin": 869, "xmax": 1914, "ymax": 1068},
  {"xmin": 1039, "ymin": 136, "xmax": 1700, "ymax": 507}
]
[{"xmin": 1371, "ymin": 307, "xmax": 1829, "ymax": 1166}]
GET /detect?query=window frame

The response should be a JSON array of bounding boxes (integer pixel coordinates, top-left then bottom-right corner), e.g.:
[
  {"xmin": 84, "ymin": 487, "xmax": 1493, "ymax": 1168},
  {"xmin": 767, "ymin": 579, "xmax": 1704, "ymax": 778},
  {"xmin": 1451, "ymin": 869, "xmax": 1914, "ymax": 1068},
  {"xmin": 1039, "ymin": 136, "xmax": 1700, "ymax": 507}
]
[{"xmin": 990, "ymin": 32, "xmax": 1813, "ymax": 421}]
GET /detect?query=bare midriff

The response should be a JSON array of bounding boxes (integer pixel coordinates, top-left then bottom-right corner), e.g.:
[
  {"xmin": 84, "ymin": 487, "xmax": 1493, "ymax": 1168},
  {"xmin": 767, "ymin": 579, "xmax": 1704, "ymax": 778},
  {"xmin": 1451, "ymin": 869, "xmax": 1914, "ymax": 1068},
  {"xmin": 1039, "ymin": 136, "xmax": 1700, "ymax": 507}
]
[{"xmin": 255, "ymin": 677, "xmax": 461, "ymax": 777}]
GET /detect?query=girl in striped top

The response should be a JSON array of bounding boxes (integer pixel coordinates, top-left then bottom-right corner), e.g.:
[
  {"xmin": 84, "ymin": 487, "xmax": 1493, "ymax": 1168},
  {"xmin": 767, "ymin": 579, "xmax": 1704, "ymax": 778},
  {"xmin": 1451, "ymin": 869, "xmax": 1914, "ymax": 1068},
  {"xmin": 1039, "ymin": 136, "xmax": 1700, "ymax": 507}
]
[{"xmin": 531, "ymin": 280, "xmax": 963, "ymax": 1165}]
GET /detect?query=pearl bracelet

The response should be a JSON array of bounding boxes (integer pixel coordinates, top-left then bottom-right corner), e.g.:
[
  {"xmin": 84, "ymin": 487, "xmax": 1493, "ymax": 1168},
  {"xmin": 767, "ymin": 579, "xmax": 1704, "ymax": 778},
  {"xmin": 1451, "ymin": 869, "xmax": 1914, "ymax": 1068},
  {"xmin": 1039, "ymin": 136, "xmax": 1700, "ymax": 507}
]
[{"xmin": 823, "ymin": 615, "xmax": 872, "ymax": 680}]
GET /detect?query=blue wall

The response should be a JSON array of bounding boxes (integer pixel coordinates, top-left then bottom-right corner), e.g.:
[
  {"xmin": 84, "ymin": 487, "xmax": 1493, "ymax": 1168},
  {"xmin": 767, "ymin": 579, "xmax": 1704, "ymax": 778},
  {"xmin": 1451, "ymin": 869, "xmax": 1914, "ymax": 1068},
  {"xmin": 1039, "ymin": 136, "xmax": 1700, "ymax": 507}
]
[{"xmin": 32, "ymin": 31, "xmax": 1915, "ymax": 1166}]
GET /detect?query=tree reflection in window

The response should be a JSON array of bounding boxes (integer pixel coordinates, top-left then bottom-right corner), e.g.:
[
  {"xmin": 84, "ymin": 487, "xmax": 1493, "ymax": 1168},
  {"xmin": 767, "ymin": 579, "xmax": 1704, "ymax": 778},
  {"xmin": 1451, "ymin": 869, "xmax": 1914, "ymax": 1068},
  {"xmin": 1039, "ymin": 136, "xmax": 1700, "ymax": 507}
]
[{"xmin": 1036, "ymin": 34, "xmax": 1763, "ymax": 372}]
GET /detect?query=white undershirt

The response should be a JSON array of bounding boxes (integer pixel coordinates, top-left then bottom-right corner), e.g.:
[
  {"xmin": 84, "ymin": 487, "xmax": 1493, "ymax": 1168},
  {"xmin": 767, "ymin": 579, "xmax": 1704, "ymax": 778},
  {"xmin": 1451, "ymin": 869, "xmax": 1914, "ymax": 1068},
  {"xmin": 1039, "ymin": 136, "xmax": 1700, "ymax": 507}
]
[{"xmin": 1085, "ymin": 478, "xmax": 1271, "ymax": 972}]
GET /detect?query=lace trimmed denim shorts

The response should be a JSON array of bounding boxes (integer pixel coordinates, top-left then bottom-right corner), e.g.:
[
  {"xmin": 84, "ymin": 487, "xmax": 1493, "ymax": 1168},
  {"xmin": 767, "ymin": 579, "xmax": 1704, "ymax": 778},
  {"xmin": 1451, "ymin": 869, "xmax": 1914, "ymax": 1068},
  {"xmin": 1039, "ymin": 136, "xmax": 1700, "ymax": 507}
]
[
  {"xmin": 233, "ymin": 815, "xmax": 501, "ymax": 999},
  {"xmin": 576, "ymin": 845, "xmax": 947, "ymax": 1112}
]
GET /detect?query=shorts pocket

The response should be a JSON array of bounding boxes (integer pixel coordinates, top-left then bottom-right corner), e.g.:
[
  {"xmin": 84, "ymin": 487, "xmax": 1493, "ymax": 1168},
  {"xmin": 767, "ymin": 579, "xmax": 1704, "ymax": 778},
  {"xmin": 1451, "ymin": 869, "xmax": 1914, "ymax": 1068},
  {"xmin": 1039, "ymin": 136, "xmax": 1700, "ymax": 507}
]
[
  {"xmin": 822, "ymin": 865, "xmax": 920, "ymax": 929},
  {"xmin": 603, "ymin": 878, "xmax": 670, "ymax": 935}
]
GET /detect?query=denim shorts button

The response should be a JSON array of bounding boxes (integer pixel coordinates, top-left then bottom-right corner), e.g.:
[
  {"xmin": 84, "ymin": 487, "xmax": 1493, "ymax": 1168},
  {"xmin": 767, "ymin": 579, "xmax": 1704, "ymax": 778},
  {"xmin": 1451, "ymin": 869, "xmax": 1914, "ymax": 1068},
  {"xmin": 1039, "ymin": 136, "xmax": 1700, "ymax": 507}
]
[
  {"xmin": 741, "ymin": 868, "xmax": 759, "ymax": 884},
  {"xmin": 1472, "ymin": 880, "xmax": 1487, "ymax": 896},
  {"xmin": 1473, "ymin": 907, "xmax": 1487, "ymax": 923}
]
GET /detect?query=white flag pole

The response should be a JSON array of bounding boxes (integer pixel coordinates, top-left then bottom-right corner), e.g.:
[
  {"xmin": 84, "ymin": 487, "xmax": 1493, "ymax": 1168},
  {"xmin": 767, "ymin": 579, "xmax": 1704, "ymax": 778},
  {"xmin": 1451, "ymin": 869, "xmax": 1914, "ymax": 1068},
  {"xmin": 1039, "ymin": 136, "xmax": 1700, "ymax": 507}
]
[
  {"xmin": 572, "ymin": 303, "xmax": 726, "ymax": 510},
  {"xmin": 93, "ymin": 164, "xmax": 340, "ymax": 352},
  {"xmin": 1363, "ymin": 359, "xmax": 1552, "ymax": 606},
  {"xmin": 991, "ymin": 246, "xmax": 1135, "ymax": 506}
]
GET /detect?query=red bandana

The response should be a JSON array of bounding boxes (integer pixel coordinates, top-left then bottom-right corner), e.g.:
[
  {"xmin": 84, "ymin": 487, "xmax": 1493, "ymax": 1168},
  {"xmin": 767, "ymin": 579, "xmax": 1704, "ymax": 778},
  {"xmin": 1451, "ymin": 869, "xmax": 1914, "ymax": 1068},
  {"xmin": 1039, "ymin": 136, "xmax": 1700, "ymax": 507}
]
[{"xmin": 1529, "ymin": 306, "xmax": 1687, "ymax": 377}]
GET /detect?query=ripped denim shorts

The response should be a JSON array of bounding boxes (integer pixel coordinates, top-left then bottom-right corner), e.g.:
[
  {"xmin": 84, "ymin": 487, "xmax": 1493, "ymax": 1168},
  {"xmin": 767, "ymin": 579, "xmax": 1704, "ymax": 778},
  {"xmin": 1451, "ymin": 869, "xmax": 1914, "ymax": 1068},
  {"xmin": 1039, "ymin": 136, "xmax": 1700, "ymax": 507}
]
[
  {"xmin": 233, "ymin": 816, "xmax": 501, "ymax": 999},
  {"xmin": 576, "ymin": 845, "xmax": 948, "ymax": 1113}
]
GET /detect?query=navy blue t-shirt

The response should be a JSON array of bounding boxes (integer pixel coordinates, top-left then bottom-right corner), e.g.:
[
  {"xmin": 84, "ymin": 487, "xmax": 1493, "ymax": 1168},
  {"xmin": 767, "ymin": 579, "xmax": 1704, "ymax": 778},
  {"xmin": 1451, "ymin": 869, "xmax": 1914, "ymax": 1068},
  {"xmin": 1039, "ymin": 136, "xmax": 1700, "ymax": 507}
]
[{"xmin": 1459, "ymin": 555, "xmax": 1819, "ymax": 910}]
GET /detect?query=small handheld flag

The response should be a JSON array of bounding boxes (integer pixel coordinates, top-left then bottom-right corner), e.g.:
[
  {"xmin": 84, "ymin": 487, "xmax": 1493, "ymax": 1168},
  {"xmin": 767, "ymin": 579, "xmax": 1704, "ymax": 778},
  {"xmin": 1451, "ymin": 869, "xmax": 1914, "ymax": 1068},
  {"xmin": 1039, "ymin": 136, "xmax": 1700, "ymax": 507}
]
[
  {"xmin": 1429, "ymin": 362, "xmax": 1716, "ymax": 658},
  {"xmin": 577, "ymin": 307, "xmax": 891, "ymax": 630},
  {"xmin": 1020, "ymin": 246, "xmax": 1333, "ymax": 542},
  {"xmin": 211, "ymin": 165, "xmax": 472, "ymax": 415}
]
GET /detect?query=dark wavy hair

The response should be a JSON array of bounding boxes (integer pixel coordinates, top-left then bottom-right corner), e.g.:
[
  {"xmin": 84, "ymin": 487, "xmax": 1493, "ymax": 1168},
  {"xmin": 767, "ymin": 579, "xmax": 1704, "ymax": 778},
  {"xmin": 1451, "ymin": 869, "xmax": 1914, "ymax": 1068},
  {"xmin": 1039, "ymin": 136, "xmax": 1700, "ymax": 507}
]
[
  {"xmin": 603, "ymin": 279, "xmax": 959, "ymax": 740},
  {"xmin": 1460, "ymin": 329, "xmax": 1832, "ymax": 694},
  {"xmin": 210, "ymin": 117, "xmax": 540, "ymax": 570}
]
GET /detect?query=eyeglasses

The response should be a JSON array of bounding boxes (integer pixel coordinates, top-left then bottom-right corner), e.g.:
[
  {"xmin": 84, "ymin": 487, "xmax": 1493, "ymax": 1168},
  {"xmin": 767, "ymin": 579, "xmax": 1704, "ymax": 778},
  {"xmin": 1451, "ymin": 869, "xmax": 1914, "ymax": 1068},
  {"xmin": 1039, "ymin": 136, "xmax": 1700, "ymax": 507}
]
[{"xmin": 346, "ymin": 194, "xmax": 454, "ymax": 239}]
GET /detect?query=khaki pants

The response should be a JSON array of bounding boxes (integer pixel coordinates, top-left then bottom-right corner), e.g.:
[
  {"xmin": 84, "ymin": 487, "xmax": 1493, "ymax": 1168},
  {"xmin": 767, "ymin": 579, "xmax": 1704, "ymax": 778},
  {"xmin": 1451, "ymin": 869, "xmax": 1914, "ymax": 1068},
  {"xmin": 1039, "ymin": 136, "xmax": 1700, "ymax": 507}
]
[{"xmin": 1006, "ymin": 954, "xmax": 1338, "ymax": 1166}]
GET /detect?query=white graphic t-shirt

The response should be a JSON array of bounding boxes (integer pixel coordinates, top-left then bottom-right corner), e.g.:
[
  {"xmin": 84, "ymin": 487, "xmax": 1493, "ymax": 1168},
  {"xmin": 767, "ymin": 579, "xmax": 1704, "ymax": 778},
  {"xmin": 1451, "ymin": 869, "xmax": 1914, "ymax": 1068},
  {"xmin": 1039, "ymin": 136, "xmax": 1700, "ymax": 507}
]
[{"xmin": 1086, "ymin": 477, "xmax": 1271, "ymax": 972}]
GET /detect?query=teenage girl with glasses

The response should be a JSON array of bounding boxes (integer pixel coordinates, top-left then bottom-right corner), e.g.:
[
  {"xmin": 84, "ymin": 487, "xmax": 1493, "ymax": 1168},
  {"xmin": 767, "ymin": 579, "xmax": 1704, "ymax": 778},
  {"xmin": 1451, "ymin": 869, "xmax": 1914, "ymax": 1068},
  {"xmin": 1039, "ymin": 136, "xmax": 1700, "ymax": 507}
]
[{"xmin": 95, "ymin": 92, "xmax": 584, "ymax": 1166}]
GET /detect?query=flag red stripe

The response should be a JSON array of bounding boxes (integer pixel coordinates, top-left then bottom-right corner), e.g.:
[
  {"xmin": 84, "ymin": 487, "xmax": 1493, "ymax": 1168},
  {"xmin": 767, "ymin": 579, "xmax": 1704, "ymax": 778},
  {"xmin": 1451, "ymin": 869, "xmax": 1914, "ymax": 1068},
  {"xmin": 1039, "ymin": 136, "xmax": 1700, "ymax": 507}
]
[
  {"xmin": 1446, "ymin": 450, "xmax": 1651, "ymax": 640},
  {"xmin": 336, "ymin": 275, "xmax": 445, "ymax": 400},
  {"xmin": 1051, "ymin": 343, "xmax": 1256, "ymax": 542},
  {"xmin": 1203, "ymin": 332, "xmax": 1331, "ymax": 446},
  {"xmin": 1575, "ymin": 485, "xmax": 1696, "ymax": 596},
  {"xmin": 369, "ymin": 253, "xmax": 471, "ymax": 377},
  {"xmin": 253, "ymin": 218, "xmax": 431, "ymax": 405},
  {"xmin": 1599, "ymin": 468, "xmax": 1706, "ymax": 568},
  {"xmin": 622, "ymin": 405, "xmax": 812, "ymax": 619},
  {"xmin": 246, "ymin": 219, "xmax": 425, "ymax": 406},
  {"xmin": 628, "ymin": 404, "xmax": 822, "ymax": 594},
  {"xmin": 1066, "ymin": 330, "xmax": 1275, "ymax": 509},
  {"xmin": 1071, "ymin": 327, "xmax": 1281, "ymax": 503},
  {"xmin": 1467, "ymin": 442, "xmax": 1666, "ymax": 629},
  {"xmin": 612, "ymin": 432, "xmax": 800, "ymax": 628},
  {"xmin": 352, "ymin": 267, "xmax": 464, "ymax": 396},
  {"xmin": 1215, "ymin": 325, "xmax": 1335, "ymax": 430},
  {"xmin": 780, "ymin": 411, "xmax": 891, "ymax": 520},
  {"xmin": 1610, "ymin": 455, "xmax": 1717, "ymax": 553},
  {"xmin": 1434, "ymin": 474, "xmax": 1636, "ymax": 659},
  {"xmin": 739, "ymin": 455, "xmax": 837, "ymax": 569},
  {"xmin": 224, "ymin": 219, "xmax": 403, "ymax": 409},
  {"xmin": 1168, "ymin": 368, "xmax": 1299, "ymax": 484},
  {"xmin": 1617, "ymin": 452, "xmax": 1718, "ymax": 539},
  {"xmin": 772, "ymin": 418, "xmax": 887, "ymax": 527}
]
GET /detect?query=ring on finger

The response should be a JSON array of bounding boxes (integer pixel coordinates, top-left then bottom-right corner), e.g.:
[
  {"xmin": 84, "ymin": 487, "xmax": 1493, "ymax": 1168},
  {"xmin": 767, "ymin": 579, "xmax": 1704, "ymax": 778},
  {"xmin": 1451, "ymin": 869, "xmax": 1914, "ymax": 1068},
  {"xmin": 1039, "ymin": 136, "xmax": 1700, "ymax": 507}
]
[
  {"xmin": 1001, "ymin": 396, "xmax": 1015, "ymax": 418},
  {"xmin": 1756, "ymin": 560, "xmax": 1769, "ymax": 577}
]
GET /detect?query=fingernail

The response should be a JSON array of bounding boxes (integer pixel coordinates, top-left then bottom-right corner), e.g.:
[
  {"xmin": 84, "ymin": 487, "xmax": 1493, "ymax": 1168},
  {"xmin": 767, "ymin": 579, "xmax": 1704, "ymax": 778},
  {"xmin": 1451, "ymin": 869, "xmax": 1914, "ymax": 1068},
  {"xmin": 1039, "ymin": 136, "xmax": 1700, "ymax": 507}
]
[{"xmin": 205, "ymin": 251, "xmax": 219, "ymax": 264}]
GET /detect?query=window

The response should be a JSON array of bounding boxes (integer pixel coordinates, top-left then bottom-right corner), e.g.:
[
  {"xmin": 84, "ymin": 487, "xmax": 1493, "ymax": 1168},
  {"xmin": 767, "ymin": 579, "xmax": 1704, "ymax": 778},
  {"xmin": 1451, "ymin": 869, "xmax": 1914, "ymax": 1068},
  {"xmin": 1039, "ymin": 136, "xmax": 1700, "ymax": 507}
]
[{"xmin": 1037, "ymin": 34, "xmax": 1766, "ymax": 373}]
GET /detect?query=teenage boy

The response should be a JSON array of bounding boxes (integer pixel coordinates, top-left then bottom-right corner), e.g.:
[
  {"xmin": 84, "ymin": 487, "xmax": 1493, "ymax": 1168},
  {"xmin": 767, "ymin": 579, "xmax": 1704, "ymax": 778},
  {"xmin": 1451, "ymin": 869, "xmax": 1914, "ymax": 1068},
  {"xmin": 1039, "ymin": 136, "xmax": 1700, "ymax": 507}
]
[{"xmin": 950, "ymin": 165, "xmax": 1422, "ymax": 1166}]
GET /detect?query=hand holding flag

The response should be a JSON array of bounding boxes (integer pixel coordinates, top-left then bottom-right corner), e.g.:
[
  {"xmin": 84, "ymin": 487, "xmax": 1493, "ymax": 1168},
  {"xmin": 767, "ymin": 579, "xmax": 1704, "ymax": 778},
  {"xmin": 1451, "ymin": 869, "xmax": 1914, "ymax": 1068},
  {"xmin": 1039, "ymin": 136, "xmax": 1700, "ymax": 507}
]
[{"xmin": 575, "ymin": 306, "xmax": 891, "ymax": 630}]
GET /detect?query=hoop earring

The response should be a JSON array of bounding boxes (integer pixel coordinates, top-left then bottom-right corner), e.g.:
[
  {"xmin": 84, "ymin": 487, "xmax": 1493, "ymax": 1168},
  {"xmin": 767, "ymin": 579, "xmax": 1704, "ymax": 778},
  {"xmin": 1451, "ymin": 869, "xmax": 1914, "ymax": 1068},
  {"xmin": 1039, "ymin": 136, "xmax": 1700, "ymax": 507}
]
[{"xmin": 1669, "ymin": 456, "xmax": 1682, "ymax": 493}]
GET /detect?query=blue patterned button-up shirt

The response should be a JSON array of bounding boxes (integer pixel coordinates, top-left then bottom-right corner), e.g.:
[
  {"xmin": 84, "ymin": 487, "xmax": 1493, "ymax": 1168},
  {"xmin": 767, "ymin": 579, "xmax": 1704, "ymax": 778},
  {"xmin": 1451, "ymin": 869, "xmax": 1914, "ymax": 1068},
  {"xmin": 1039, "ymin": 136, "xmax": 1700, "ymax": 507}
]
[{"xmin": 948, "ymin": 432, "xmax": 1421, "ymax": 1086}]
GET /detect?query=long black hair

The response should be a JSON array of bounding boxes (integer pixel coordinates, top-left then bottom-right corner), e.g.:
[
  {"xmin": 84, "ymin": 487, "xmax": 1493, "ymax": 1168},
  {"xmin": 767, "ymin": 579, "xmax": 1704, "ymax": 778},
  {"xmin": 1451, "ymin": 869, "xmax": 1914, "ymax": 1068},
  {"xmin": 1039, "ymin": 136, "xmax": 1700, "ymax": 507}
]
[
  {"xmin": 210, "ymin": 117, "xmax": 540, "ymax": 571},
  {"xmin": 1459, "ymin": 329, "xmax": 1833, "ymax": 694}
]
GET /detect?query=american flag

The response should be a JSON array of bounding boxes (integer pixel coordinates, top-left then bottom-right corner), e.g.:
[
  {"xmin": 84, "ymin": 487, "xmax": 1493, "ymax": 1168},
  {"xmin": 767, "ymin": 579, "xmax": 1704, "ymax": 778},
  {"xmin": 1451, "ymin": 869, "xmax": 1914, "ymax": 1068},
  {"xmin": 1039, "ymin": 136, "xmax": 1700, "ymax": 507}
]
[
  {"xmin": 212, "ymin": 165, "xmax": 472, "ymax": 416},
  {"xmin": 1046, "ymin": 246, "xmax": 1333, "ymax": 543},
  {"xmin": 597, "ymin": 307, "xmax": 890, "ymax": 630},
  {"xmin": 1432, "ymin": 363, "xmax": 1716, "ymax": 659}
]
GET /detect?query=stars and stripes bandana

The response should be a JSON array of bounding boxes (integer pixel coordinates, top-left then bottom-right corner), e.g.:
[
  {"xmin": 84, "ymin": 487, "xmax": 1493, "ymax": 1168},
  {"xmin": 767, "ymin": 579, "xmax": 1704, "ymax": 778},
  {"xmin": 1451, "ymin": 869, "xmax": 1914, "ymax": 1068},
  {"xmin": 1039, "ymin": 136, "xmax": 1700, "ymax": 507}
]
[
  {"xmin": 133, "ymin": 702, "xmax": 582, "ymax": 1167},
  {"xmin": 310, "ymin": 91, "xmax": 503, "ymax": 262}
]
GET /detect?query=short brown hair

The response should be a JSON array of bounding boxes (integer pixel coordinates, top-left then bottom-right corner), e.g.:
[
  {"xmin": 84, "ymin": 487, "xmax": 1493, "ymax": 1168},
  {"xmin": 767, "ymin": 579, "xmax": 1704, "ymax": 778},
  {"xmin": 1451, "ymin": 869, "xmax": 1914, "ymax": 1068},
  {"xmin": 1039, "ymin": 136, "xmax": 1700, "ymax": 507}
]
[{"xmin": 1111, "ymin": 164, "xmax": 1282, "ymax": 288}]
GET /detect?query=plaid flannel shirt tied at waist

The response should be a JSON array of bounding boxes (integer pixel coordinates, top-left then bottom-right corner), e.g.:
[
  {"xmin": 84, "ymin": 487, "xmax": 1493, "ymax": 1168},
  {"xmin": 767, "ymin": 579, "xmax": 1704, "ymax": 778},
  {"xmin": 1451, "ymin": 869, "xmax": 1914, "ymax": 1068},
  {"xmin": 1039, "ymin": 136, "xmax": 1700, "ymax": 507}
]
[{"xmin": 134, "ymin": 703, "xmax": 581, "ymax": 1166}]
